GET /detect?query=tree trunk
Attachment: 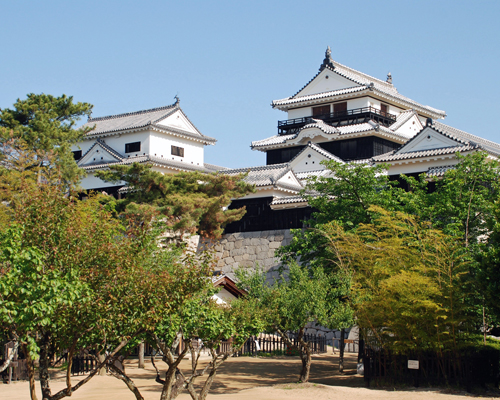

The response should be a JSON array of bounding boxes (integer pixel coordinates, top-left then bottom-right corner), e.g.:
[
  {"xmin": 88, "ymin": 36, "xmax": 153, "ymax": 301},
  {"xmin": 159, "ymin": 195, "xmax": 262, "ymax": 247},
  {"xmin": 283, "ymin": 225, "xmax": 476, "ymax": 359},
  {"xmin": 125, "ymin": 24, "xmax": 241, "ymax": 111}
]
[
  {"xmin": 39, "ymin": 335, "xmax": 52, "ymax": 400},
  {"xmin": 108, "ymin": 364, "xmax": 144, "ymax": 400},
  {"xmin": 138, "ymin": 342, "xmax": 145, "ymax": 369},
  {"xmin": 97, "ymin": 353, "xmax": 106, "ymax": 376},
  {"xmin": 339, "ymin": 328, "xmax": 345, "ymax": 373},
  {"xmin": 299, "ymin": 350, "xmax": 312, "ymax": 383},
  {"xmin": 24, "ymin": 345, "xmax": 39, "ymax": 400}
]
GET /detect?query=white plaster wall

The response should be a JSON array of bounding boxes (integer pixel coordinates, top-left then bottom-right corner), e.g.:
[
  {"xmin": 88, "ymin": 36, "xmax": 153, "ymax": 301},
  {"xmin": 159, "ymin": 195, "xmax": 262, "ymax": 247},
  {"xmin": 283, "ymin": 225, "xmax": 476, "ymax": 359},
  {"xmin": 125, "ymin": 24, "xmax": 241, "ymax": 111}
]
[
  {"xmin": 79, "ymin": 171, "xmax": 125, "ymax": 190},
  {"xmin": 212, "ymin": 288, "xmax": 236, "ymax": 305},
  {"xmin": 150, "ymin": 132, "xmax": 204, "ymax": 166},
  {"xmin": 347, "ymin": 97, "xmax": 370, "ymax": 110},
  {"xmin": 104, "ymin": 132, "xmax": 151, "ymax": 157},
  {"xmin": 297, "ymin": 69, "xmax": 358, "ymax": 97},
  {"xmin": 71, "ymin": 140, "xmax": 94, "ymax": 156}
]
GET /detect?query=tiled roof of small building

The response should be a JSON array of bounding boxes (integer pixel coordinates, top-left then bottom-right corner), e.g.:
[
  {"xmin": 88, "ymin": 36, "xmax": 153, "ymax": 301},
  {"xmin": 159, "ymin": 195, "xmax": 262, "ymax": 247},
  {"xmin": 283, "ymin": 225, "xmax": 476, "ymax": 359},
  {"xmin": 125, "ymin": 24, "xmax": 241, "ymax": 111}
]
[
  {"xmin": 82, "ymin": 154, "xmax": 213, "ymax": 173},
  {"xmin": 426, "ymin": 165, "xmax": 455, "ymax": 177},
  {"xmin": 270, "ymin": 196, "xmax": 308, "ymax": 206},
  {"xmin": 222, "ymin": 164, "xmax": 303, "ymax": 193},
  {"xmin": 81, "ymin": 101, "xmax": 216, "ymax": 143},
  {"xmin": 373, "ymin": 144, "xmax": 480, "ymax": 162}
]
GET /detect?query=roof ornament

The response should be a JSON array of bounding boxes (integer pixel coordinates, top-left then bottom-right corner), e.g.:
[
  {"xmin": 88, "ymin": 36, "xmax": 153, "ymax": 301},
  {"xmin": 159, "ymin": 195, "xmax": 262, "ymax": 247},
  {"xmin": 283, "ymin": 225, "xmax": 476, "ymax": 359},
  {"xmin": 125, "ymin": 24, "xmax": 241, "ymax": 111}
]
[
  {"xmin": 87, "ymin": 111, "xmax": 92, "ymax": 121},
  {"xmin": 174, "ymin": 94, "xmax": 180, "ymax": 105},
  {"xmin": 366, "ymin": 82, "xmax": 375, "ymax": 91},
  {"xmin": 386, "ymin": 72, "xmax": 392, "ymax": 84},
  {"xmin": 319, "ymin": 46, "xmax": 335, "ymax": 71},
  {"xmin": 426, "ymin": 118, "xmax": 433, "ymax": 127}
]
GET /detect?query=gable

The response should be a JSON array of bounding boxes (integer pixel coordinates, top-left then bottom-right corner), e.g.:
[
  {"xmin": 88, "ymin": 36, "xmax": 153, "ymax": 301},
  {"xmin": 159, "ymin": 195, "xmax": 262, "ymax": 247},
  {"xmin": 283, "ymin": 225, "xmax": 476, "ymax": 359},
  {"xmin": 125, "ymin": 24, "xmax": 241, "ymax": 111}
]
[
  {"xmin": 156, "ymin": 109, "xmax": 200, "ymax": 135},
  {"xmin": 396, "ymin": 126, "xmax": 464, "ymax": 155},
  {"xmin": 295, "ymin": 68, "xmax": 361, "ymax": 98},
  {"xmin": 289, "ymin": 145, "xmax": 334, "ymax": 173},
  {"xmin": 296, "ymin": 126, "xmax": 334, "ymax": 144},
  {"xmin": 276, "ymin": 170, "xmax": 303, "ymax": 188},
  {"xmin": 392, "ymin": 114, "xmax": 422, "ymax": 138},
  {"xmin": 78, "ymin": 141, "xmax": 123, "ymax": 166}
]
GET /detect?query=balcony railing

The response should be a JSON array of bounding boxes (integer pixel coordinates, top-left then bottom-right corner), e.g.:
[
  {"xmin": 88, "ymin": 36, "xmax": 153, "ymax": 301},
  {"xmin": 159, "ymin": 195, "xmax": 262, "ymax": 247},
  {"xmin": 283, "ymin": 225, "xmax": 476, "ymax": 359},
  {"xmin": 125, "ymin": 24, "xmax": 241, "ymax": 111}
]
[{"xmin": 277, "ymin": 106, "xmax": 397, "ymax": 135}]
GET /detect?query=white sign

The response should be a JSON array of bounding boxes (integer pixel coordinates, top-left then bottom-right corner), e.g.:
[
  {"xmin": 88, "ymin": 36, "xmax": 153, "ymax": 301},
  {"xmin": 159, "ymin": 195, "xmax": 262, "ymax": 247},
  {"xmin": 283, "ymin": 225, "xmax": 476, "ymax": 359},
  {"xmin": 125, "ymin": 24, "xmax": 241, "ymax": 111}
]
[{"xmin": 408, "ymin": 360, "xmax": 419, "ymax": 369}]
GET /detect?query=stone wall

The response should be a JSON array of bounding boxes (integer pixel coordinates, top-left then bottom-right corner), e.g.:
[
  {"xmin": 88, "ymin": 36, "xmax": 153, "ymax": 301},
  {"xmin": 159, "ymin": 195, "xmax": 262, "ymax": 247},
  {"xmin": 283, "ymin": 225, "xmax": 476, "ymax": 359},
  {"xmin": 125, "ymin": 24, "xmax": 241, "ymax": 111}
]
[{"xmin": 201, "ymin": 229, "xmax": 293, "ymax": 280}]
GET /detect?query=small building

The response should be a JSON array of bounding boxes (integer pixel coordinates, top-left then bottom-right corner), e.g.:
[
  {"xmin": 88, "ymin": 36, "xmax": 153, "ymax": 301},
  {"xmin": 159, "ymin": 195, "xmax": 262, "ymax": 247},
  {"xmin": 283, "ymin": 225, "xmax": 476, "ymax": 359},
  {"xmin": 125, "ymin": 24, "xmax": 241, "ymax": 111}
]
[{"xmin": 73, "ymin": 97, "xmax": 223, "ymax": 195}]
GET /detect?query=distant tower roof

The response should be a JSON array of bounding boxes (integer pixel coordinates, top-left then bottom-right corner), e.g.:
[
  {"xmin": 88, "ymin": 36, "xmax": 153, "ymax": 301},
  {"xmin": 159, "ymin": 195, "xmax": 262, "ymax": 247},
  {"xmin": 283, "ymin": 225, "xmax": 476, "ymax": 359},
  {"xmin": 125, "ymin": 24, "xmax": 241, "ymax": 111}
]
[{"xmin": 386, "ymin": 72, "xmax": 392, "ymax": 84}]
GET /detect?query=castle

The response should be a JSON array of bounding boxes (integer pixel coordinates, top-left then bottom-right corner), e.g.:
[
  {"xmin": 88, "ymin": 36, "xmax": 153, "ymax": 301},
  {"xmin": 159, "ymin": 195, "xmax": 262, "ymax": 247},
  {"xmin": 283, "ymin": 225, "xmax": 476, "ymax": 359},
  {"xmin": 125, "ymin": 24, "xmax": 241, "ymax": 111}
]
[{"xmin": 73, "ymin": 48, "xmax": 500, "ymax": 279}]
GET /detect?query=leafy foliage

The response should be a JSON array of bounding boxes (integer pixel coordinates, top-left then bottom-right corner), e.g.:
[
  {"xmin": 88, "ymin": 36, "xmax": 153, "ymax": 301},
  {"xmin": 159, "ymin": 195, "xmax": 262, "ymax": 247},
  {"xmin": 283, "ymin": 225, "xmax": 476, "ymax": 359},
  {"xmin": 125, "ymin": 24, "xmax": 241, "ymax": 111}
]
[
  {"xmin": 323, "ymin": 207, "xmax": 472, "ymax": 352},
  {"xmin": 0, "ymin": 94, "xmax": 92, "ymax": 183},
  {"xmin": 237, "ymin": 262, "xmax": 351, "ymax": 382},
  {"xmin": 95, "ymin": 163, "xmax": 255, "ymax": 239}
]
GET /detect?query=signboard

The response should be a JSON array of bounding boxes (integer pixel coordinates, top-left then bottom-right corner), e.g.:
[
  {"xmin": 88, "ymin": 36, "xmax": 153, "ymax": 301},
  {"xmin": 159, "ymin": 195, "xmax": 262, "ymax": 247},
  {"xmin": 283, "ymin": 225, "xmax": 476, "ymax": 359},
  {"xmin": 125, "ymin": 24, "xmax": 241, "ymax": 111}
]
[
  {"xmin": 344, "ymin": 339, "xmax": 354, "ymax": 344},
  {"xmin": 408, "ymin": 360, "xmax": 419, "ymax": 369}
]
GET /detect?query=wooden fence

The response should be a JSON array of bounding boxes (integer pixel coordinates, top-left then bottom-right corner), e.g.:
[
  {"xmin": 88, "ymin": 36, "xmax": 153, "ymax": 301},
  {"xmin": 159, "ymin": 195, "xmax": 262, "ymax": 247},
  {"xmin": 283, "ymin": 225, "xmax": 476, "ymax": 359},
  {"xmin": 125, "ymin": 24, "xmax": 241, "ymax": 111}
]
[{"xmin": 231, "ymin": 333, "xmax": 327, "ymax": 356}]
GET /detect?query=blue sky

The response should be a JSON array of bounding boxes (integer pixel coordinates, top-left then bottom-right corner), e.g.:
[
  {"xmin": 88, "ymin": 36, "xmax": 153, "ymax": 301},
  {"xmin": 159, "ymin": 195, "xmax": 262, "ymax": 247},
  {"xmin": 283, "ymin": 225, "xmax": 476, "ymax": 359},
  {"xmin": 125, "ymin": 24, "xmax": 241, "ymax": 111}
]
[{"xmin": 1, "ymin": 0, "xmax": 499, "ymax": 168}]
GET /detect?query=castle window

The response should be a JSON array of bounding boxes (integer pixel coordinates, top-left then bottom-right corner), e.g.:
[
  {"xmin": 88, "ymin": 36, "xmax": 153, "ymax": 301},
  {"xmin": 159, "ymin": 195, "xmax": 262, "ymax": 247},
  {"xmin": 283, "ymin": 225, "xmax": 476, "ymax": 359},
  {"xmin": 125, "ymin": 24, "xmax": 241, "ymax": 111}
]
[
  {"xmin": 171, "ymin": 145, "xmax": 184, "ymax": 157},
  {"xmin": 125, "ymin": 142, "xmax": 141, "ymax": 153},
  {"xmin": 73, "ymin": 150, "xmax": 82, "ymax": 160},
  {"xmin": 333, "ymin": 102, "xmax": 347, "ymax": 113},
  {"xmin": 312, "ymin": 105, "xmax": 330, "ymax": 117},
  {"xmin": 380, "ymin": 103, "xmax": 388, "ymax": 115}
]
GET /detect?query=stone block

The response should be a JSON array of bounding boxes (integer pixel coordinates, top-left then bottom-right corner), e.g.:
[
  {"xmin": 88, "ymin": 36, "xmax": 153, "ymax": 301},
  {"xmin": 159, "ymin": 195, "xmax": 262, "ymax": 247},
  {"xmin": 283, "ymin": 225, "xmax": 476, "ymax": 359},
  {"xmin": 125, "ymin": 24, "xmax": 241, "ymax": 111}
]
[
  {"xmin": 234, "ymin": 240, "xmax": 243, "ymax": 249},
  {"xmin": 234, "ymin": 255, "xmax": 243, "ymax": 262},
  {"xmin": 225, "ymin": 257, "xmax": 234, "ymax": 265},
  {"xmin": 225, "ymin": 242, "xmax": 234, "ymax": 250},
  {"xmin": 222, "ymin": 251, "xmax": 229, "ymax": 258},
  {"xmin": 242, "ymin": 238, "xmax": 252, "ymax": 246},
  {"xmin": 269, "ymin": 241, "xmax": 281, "ymax": 249}
]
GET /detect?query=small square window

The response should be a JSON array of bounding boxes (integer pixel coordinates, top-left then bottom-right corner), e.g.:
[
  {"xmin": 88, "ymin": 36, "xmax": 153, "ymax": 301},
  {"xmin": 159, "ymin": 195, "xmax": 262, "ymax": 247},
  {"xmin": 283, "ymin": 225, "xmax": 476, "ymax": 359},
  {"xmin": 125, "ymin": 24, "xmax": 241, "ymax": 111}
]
[
  {"xmin": 171, "ymin": 145, "xmax": 184, "ymax": 157},
  {"xmin": 73, "ymin": 150, "xmax": 82, "ymax": 160},
  {"xmin": 125, "ymin": 142, "xmax": 141, "ymax": 153}
]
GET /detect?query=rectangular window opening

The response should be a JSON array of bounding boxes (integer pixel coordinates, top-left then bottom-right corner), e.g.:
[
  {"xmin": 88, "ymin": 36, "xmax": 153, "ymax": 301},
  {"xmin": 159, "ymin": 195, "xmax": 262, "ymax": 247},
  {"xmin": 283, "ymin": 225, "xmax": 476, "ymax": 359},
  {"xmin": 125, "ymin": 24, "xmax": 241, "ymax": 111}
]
[
  {"xmin": 73, "ymin": 150, "xmax": 82, "ymax": 160},
  {"xmin": 125, "ymin": 142, "xmax": 141, "ymax": 153},
  {"xmin": 171, "ymin": 145, "xmax": 184, "ymax": 157}
]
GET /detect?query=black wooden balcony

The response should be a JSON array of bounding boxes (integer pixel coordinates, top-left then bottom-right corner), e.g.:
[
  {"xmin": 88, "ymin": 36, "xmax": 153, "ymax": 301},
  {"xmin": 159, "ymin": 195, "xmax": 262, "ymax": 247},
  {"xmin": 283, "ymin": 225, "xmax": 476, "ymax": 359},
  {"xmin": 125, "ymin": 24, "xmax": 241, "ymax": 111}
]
[{"xmin": 277, "ymin": 106, "xmax": 397, "ymax": 135}]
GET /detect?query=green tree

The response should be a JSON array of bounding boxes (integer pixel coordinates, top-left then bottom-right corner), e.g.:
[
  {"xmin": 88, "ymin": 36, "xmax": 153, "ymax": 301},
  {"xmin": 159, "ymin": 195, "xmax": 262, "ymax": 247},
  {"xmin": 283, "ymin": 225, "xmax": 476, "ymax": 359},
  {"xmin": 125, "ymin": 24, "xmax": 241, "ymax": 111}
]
[
  {"xmin": 323, "ymin": 206, "xmax": 472, "ymax": 353},
  {"xmin": 0, "ymin": 93, "xmax": 92, "ymax": 183},
  {"xmin": 95, "ymin": 163, "xmax": 255, "ymax": 238},
  {"xmin": 237, "ymin": 263, "xmax": 351, "ymax": 382}
]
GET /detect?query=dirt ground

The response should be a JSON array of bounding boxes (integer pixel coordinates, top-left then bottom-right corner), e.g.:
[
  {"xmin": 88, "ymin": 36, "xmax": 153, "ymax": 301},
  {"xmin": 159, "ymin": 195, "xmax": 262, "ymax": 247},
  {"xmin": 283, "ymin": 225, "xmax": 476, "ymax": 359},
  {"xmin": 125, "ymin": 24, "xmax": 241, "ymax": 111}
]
[{"xmin": 2, "ymin": 351, "xmax": 498, "ymax": 399}]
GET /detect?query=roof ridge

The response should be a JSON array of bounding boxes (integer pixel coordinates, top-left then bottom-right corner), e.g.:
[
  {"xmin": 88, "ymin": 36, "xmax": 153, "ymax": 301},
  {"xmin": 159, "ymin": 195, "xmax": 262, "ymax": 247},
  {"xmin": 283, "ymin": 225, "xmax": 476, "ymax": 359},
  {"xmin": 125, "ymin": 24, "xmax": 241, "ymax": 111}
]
[
  {"xmin": 88, "ymin": 103, "xmax": 177, "ymax": 122},
  {"xmin": 223, "ymin": 163, "xmax": 289, "ymax": 174},
  {"xmin": 332, "ymin": 60, "xmax": 394, "ymax": 89}
]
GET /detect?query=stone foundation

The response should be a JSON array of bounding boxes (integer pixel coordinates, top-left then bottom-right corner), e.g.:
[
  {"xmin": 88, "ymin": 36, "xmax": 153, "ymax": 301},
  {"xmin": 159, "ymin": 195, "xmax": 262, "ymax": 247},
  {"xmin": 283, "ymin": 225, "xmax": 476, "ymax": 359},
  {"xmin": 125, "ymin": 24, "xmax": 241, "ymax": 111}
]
[{"xmin": 199, "ymin": 229, "xmax": 292, "ymax": 280}]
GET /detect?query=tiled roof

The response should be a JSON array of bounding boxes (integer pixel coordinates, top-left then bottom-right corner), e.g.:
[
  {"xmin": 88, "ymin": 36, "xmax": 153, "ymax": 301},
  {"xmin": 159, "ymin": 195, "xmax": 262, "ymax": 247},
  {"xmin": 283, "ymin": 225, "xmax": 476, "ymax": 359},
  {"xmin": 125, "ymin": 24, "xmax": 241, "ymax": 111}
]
[
  {"xmin": 81, "ymin": 101, "xmax": 216, "ymax": 143},
  {"xmin": 204, "ymin": 163, "xmax": 229, "ymax": 172},
  {"xmin": 270, "ymin": 196, "xmax": 308, "ymax": 206},
  {"xmin": 431, "ymin": 121, "xmax": 500, "ymax": 157},
  {"xmin": 295, "ymin": 169, "xmax": 331, "ymax": 181},
  {"xmin": 389, "ymin": 109, "xmax": 419, "ymax": 132},
  {"xmin": 272, "ymin": 51, "xmax": 446, "ymax": 118},
  {"xmin": 289, "ymin": 141, "xmax": 344, "ymax": 164},
  {"xmin": 222, "ymin": 163, "xmax": 302, "ymax": 191},
  {"xmin": 82, "ymin": 154, "xmax": 211, "ymax": 173},
  {"xmin": 426, "ymin": 165, "xmax": 455, "ymax": 177},
  {"xmin": 251, "ymin": 121, "xmax": 409, "ymax": 149},
  {"xmin": 273, "ymin": 86, "xmax": 367, "ymax": 107},
  {"xmin": 373, "ymin": 144, "xmax": 480, "ymax": 162},
  {"xmin": 77, "ymin": 139, "xmax": 124, "ymax": 166},
  {"xmin": 301, "ymin": 119, "xmax": 340, "ymax": 134}
]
